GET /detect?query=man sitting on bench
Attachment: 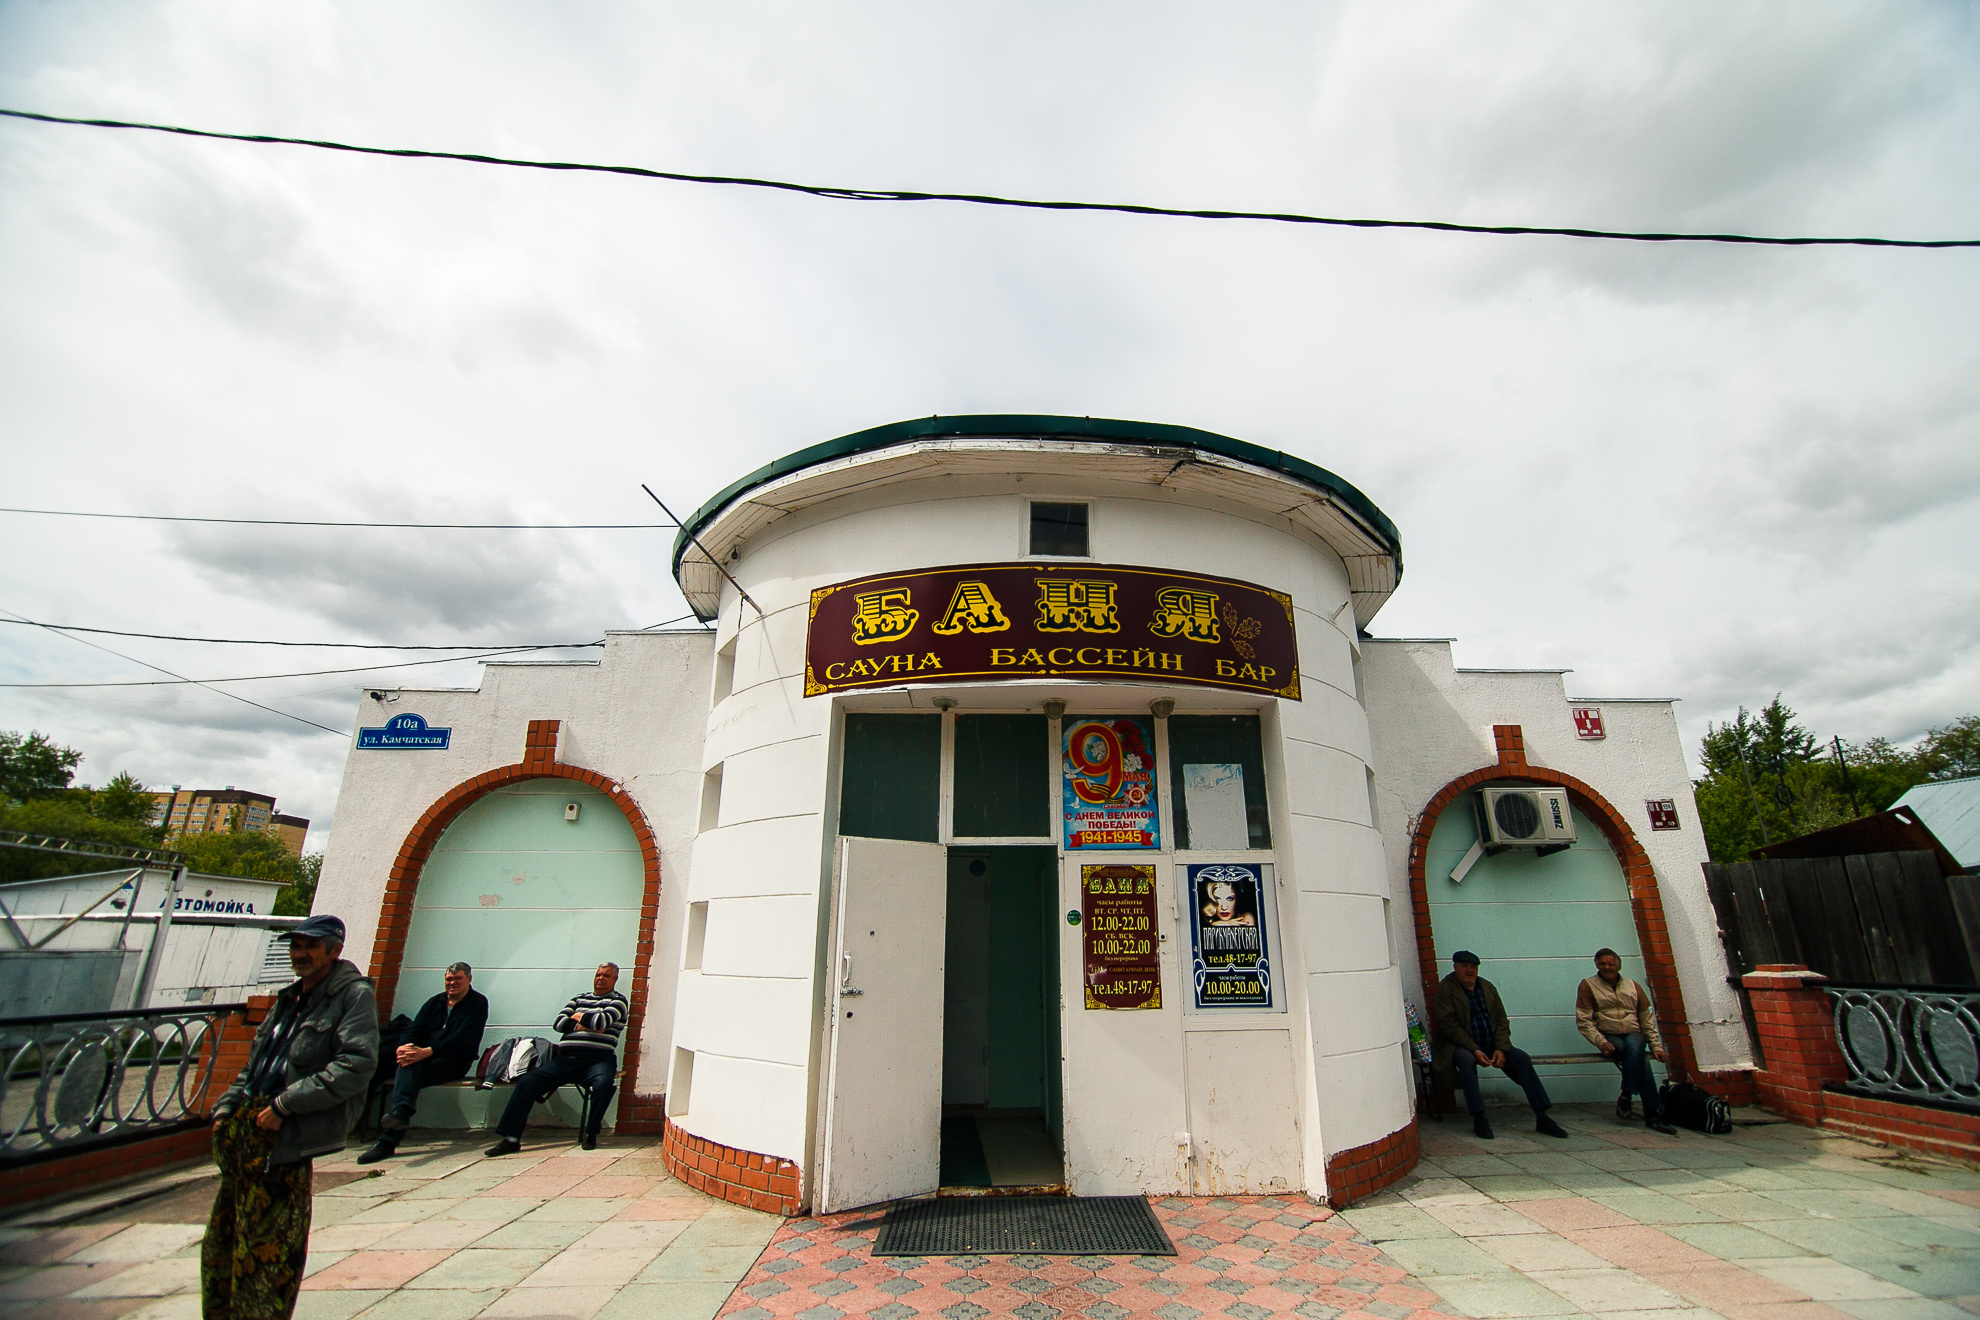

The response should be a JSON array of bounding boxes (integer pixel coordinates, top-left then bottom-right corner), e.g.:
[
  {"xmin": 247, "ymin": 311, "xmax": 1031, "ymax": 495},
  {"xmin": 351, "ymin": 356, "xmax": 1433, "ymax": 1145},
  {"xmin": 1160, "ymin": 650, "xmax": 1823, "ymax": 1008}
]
[
  {"xmin": 1432, "ymin": 950, "xmax": 1569, "ymax": 1141},
  {"xmin": 359, "ymin": 960, "xmax": 488, "ymax": 1164},
  {"xmin": 1577, "ymin": 947, "xmax": 1677, "ymax": 1134},
  {"xmin": 485, "ymin": 962, "xmax": 627, "ymax": 1155}
]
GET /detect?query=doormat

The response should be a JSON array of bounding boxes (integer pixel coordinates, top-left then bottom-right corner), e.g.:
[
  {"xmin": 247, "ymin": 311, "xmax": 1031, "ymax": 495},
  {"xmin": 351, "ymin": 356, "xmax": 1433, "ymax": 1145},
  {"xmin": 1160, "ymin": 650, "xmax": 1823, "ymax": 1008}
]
[{"xmin": 873, "ymin": 1195, "xmax": 1176, "ymax": 1256}]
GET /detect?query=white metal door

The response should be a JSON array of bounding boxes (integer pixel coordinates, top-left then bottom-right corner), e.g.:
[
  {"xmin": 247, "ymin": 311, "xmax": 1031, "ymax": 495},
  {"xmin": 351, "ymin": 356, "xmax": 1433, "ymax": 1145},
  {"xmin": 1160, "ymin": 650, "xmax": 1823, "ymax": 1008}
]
[{"xmin": 818, "ymin": 836, "xmax": 948, "ymax": 1213}]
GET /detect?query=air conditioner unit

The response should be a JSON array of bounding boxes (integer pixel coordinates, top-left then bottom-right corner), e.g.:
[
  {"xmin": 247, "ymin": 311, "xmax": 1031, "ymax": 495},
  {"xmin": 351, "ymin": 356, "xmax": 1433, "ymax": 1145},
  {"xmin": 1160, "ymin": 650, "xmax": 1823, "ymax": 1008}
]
[{"xmin": 1476, "ymin": 787, "xmax": 1576, "ymax": 857}]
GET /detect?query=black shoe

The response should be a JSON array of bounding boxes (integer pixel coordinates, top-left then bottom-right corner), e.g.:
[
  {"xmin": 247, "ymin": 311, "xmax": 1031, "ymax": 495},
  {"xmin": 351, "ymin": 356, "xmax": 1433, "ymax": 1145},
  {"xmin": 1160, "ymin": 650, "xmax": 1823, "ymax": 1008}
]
[
  {"xmin": 580, "ymin": 1133, "xmax": 597, "ymax": 1151},
  {"xmin": 355, "ymin": 1139, "xmax": 397, "ymax": 1165},
  {"xmin": 1536, "ymin": 1114, "xmax": 1570, "ymax": 1138},
  {"xmin": 1472, "ymin": 1114, "xmax": 1495, "ymax": 1140},
  {"xmin": 485, "ymin": 1138, "xmax": 522, "ymax": 1157},
  {"xmin": 1647, "ymin": 1117, "xmax": 1678, "ymax": 1135},
  {"xmin": 1616, "ymin": 1096, "xmax": 1633, "ymax": 1122}
]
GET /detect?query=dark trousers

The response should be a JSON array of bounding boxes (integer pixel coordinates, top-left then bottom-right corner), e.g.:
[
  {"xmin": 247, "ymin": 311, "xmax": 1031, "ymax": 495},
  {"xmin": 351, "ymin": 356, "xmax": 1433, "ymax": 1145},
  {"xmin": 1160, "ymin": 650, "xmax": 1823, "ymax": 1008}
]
[
  {"xmin": 1605, "ymin": 1032, "xmax": 1663, "ymax": 1116},
  {"xmin": 496, "ymin": 1050, "xmax": 617, "ymax": 1140},
  {"xmin": 1452, "ymin": 1044, "xmax": 1554, "ymax": 1116},
  {"xmin": 385, "ymin": 1056, "xmax": 472, "ymax": 1125}
]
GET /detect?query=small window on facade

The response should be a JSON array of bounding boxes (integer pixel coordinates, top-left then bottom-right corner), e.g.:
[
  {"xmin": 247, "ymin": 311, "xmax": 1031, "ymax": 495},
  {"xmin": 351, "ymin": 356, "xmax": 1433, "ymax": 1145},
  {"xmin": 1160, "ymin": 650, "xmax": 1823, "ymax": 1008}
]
[
  {"xmin": 1029, "ymin": 502, "xmax": 1089, "ymax": 557},
  {"xmin": 1169, "ymin": 714, "xmax": 1271, "ymax": 850}
]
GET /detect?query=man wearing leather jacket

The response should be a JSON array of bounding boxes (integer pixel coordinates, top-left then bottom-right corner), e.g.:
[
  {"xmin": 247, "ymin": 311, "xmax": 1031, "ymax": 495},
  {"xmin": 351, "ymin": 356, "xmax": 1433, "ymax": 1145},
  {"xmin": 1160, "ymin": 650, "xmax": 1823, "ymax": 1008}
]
[{"xmin": 202, "ymin": 914, "xmax": 378, "ymax": 1320}]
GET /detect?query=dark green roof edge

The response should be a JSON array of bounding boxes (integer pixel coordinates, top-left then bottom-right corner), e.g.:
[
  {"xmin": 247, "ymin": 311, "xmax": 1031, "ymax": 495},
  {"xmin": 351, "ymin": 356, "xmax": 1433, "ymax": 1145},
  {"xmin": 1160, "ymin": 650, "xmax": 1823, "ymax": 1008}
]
[{"xmin": 670, "ymin": 414, "xmax": 1402, "ymax": 581}]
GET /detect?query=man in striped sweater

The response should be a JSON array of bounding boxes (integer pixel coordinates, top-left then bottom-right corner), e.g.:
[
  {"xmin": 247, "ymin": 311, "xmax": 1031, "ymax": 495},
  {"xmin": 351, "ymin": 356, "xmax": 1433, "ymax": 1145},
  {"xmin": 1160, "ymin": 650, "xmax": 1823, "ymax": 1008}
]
[{"xmin": 486, "ymin": 963, "xmax": 628, "ymax": 1155}]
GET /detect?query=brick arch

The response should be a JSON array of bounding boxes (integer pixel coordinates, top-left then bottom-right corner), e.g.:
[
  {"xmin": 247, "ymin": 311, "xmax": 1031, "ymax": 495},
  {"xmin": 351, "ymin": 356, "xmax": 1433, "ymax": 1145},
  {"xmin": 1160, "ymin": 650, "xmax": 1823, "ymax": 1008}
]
[
  {"xmin": 1406, "ymin": 724, "xmax": 1700, "ymax": 1079},
  {"xmin": 368, "ymin": 720, "xmax": 663, "ymax": 1087}
]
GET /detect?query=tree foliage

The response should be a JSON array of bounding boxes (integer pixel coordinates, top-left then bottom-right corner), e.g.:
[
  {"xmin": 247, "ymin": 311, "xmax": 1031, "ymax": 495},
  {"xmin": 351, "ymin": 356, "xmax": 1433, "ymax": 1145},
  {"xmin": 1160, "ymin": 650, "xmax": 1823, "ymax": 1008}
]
[
  {"xmin": 0, "ymin": 730, "xmax": 83, "ymax": 804},
  {"xmin": 1694, "ymin": 698, "xmax": 1974, "ymax": 863}
]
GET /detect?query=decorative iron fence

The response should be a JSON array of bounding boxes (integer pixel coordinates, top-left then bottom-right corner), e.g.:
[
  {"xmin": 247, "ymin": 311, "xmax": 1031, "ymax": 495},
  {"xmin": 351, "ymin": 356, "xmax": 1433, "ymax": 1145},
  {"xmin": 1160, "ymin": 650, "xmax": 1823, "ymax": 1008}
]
[
  {"xmin": 1825, "ymin": 984, "xmax": 1980, "ymax": 1111},
  {"xmin": 1, "ymin": 1003, "xmax": 245, "ymax": 1161}
]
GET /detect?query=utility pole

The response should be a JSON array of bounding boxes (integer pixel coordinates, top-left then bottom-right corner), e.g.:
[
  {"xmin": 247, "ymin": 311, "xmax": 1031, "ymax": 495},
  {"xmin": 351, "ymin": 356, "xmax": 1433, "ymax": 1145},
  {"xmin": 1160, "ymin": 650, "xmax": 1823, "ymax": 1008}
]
[{"xmin": 1832, "ymin": 736, "xmax": 1864, "ymax": 817}]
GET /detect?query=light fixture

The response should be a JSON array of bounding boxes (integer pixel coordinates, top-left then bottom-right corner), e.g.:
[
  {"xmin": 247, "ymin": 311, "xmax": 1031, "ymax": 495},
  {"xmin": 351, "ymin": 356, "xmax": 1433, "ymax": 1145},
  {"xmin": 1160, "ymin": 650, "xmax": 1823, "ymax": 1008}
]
[
  {"xmin": 1149, "ymin": 699, "xmax": 1176, "ymax": 719},
  {"xmin": 931, "ymin": 697, "xmax": 958, "ymax": 711},
  {"xmin": 1042, "ymin": 700, "xmax": 1067, "ymax": 720}
]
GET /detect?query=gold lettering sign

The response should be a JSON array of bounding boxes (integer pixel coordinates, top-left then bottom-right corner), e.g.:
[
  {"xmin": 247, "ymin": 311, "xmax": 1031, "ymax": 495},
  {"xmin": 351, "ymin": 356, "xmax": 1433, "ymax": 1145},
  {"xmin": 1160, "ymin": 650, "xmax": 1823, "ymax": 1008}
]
[{"xmin": 804, "ymin": 561, "xmax": 1300, "ymax": 699}]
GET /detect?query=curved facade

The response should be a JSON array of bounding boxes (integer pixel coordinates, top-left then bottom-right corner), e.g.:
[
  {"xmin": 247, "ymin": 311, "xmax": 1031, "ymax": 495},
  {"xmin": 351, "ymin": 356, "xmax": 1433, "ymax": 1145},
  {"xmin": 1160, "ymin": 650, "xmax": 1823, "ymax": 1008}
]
[{"xmin": 666, "ymin": 418, "xmax": 1410, "ymax": 1209}]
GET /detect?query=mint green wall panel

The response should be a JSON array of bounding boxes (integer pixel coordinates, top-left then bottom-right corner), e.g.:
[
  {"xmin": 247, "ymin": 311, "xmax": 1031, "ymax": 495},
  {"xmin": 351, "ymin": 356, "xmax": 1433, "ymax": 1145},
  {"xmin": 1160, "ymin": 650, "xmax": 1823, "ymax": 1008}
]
[
  {"xmin": 397, "ymin": 780, "xmax": 644, "ymax": 1128},
  {"xmin": 1424, "ymin": 788, "xmax": 1663, "ymax": 1105},
  {"xmin": 986, "ymin": 850, "xmax": 1051, "ymax": 1109}
]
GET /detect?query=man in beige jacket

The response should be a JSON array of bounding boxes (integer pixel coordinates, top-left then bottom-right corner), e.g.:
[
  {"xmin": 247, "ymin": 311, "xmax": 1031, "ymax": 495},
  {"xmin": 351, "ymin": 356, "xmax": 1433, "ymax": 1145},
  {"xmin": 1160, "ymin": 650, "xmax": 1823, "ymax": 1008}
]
[{"xmin": 1575, "ymin": 948, "xmax": 1675, "ymax": 1133}]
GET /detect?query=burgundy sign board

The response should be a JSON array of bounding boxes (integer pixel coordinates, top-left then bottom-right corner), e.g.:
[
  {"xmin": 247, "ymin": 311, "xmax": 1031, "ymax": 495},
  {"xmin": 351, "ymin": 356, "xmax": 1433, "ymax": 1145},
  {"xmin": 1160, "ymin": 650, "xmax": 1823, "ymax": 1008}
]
[{"xmin": 803, "ymin": 561, "xmax": 1300, "ymax": 700}]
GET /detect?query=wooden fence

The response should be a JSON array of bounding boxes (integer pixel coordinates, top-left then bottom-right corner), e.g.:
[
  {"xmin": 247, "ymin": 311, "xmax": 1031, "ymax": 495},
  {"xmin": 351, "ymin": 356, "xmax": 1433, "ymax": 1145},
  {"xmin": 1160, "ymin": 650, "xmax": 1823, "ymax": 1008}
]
[{"xmin": 1702, "ymin": 850, "xmax": 1980, "ymax": 987}]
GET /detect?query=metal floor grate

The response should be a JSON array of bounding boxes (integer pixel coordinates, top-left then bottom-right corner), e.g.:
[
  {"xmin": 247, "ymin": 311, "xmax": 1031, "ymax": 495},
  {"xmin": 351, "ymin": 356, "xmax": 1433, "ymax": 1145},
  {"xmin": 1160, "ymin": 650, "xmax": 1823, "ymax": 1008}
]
[{"xmin": 873, "ymin": 1196, "xmax": 1176, "ymax": 1256}]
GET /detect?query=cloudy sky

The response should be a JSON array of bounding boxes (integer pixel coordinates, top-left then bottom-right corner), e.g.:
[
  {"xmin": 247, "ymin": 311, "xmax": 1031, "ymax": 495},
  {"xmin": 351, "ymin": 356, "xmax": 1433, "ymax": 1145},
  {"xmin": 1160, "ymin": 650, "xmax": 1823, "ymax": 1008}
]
[{"xmin": 2, "ymin": 2, "xmax": 1976, "ymax": 849}]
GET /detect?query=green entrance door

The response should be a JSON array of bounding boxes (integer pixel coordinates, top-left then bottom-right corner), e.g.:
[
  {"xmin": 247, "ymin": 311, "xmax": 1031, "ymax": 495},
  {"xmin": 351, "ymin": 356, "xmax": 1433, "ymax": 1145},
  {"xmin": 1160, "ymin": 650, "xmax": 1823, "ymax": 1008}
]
[
  {"xmin": 1423, "ymin": 790, "xmax": 1660, "ymax": 1105},
  {"xmin": 940, "ymin": 846, "xmax": 1064, "ymax": 1188}
]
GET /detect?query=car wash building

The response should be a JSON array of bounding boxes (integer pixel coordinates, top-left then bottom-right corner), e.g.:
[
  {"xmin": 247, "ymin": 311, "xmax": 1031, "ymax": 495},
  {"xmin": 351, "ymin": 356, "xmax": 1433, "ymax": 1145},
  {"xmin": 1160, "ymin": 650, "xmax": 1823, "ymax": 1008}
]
[{"xmin": 314, "ymin": 415, "xmax": 1748, "ymax": 1214}]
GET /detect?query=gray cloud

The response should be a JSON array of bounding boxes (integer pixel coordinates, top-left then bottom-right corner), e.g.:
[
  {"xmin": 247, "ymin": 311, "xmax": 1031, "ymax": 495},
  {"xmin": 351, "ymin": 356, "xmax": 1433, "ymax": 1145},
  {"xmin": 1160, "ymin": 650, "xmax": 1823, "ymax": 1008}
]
[
  {"xmin": 1307, "ymin": 3, "xmax": 1978, "ymax": 299},
  {"xmin": 1684, "ymin": 366, "xmax": 1980, "ymax": 555}
]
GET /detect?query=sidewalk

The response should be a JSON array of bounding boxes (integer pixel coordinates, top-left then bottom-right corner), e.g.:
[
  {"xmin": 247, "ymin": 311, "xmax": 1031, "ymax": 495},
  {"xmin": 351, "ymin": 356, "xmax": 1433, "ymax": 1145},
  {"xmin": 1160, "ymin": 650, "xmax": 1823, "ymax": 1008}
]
[
  {"xmin": 0, "ymin": 1104, "xmax": 1972, "ymax": 1320},
  {"xmin": 1349, "ymin": 1102, "xmax": 1980, "ymax": 1320}
]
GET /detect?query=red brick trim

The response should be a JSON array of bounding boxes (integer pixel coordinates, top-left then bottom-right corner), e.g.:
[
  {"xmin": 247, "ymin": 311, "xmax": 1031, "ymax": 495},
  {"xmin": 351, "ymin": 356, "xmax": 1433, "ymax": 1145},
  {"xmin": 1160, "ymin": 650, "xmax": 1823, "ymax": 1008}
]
[
  {"xmin": 614, "ymin": 1093, "xmax": 667, "ymax": 1136},
  {"xmin": 1743, "ymin": 969, "xmax": 1978, "ymax": 1165},
  {"xmin": 0, "ymin": 1123, "xmax": 217, "ymax": 1213},
  {"xmin": 1324, "ymin": 1119, "xmax": 1420, "ymax": 1209},
  {"xmin": 1406, "ymin": 724, "xmax": 1704, "ymax": 1084},
  {"xmin": 367, "ymin": 720, "xmax": 664, "ymax": 1100},
  {"xmin": 660, "ymin": 1115, "xmax": 802, "ymax": 1215}
]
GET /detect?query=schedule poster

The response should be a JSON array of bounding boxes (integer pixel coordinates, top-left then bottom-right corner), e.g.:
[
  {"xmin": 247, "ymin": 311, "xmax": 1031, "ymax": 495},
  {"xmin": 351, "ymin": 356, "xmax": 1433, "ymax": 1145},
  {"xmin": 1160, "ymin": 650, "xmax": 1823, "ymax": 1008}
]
[
  {"xmin": 1186, "ymin": 862, "xmax": 1273, "ymax": 1009},
  {"xmin": 1062, "ymin": 716, "xmax": 1161, "ymax": 850},
  {"xmin": 1082, "ymin": 864, "xmax": 1161, "ymax": 1010}
]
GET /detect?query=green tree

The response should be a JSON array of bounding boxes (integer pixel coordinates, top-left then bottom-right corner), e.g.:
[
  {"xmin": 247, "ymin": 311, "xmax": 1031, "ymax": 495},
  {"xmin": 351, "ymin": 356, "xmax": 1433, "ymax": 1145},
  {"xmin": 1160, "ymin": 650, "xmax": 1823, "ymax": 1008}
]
[
  {"xmin": 0, "ymin": 730, "xmax": 82, "ymax": 803},
  {"xmin": 89, "ymin": 772, "xmax": 157, "ymax": 827},
  {"xmin": 275, "ymin": 852, "xmax": 323, "ymax": 917},
  {"xmin": 1920, "ymin": 715, "xmax": 1980, "ymax": 780},
  {"xmin": 0, "ymin": 798, "xmax": 162, "ymax": 882},
  {"xmin": 1693, "ymin": 698, "xmax": 1968, "ymax": 862}
]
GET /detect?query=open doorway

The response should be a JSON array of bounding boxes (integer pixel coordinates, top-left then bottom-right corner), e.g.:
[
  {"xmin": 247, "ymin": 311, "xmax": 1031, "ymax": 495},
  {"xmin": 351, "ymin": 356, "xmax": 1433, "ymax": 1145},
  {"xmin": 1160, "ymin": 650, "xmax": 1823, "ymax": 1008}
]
[{"xmin": 941, "ymin": 846, "xmax": 1063, "ymax": 1190}]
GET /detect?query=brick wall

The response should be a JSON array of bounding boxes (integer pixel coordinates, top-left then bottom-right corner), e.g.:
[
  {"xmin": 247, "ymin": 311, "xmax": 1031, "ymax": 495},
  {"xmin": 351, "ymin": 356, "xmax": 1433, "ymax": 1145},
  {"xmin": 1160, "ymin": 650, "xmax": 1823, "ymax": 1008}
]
[
  {"xmin": 1744, "ymin": 966, "xmax": 1978, "ymax": 1164},
  {"xmin": 0, "ymin": 997, "xmax": 271, "ymax": 1214},
  {"xmin": 660, "ymin": 1116, "xmax": 802, "ymax": 1215},
  {"xmin": 1324, "ymin": 1120, "xmax": 1420, "ymax": 1209},
  {"xmin": 615, "ymin": 1093, "xmax": 666, "ymax": 1135}
]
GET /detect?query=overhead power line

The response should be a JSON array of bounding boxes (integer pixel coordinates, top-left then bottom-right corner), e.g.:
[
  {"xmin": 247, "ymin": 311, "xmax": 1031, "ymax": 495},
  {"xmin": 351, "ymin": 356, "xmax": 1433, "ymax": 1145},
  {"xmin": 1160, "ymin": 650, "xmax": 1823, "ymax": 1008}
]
[
  {"xmin": 3, "ymin": 106, "xmax": 1974, "ymax": 250},
  {"xmin": 1, "ymin": 606, "xmax": 346, "ymax": 736},
  {"xmin": 0, "ymin": 506, "xmax": 664, "ymax": 529},
  {"xmin": 0, "ymin": 617, "xmax": 608, "ymax": 649},
  {"xmin": 0, "ymin": 644, "xmax": 602, "ymax": 688}
]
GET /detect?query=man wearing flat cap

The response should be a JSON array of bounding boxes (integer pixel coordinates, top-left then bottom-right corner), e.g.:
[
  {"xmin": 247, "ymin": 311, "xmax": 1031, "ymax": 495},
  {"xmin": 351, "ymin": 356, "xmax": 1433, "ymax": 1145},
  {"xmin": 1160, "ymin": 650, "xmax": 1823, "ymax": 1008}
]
[
  {"xmin": 203, "ymin": 915, "xmax": 378, "ymax": 1320},
  {"xmin": 1431, "ymin": 950, "xmax": 1568, "ymax": 1141}
]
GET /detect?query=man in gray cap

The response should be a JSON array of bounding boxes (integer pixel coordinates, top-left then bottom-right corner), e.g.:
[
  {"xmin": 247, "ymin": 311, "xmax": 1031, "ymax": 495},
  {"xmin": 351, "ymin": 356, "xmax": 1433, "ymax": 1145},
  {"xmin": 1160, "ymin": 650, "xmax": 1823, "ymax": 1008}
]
[
  {"xmin": 1431, "ymin": 950, "xmax": 1567, "ymax": 1141},
  {"xmin": 203, "ymin": 915, "xmax": 378, "ymax": 1320}
]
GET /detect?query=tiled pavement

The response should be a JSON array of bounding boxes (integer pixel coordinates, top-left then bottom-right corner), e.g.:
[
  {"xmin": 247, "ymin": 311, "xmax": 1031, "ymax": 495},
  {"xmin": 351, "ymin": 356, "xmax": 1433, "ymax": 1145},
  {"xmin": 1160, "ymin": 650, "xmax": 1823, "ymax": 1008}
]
[
  {"xmin": 716, "ymin": 1194, "xmax": 1457, "ymax": 1320},
  {"xmin": 0, "ymin": 1105, "xmax": 1976, "ymax": 1320},
  {"xmin": 1347, "ymin": 1103, "xmax": 1980, "ymax": 1320}
]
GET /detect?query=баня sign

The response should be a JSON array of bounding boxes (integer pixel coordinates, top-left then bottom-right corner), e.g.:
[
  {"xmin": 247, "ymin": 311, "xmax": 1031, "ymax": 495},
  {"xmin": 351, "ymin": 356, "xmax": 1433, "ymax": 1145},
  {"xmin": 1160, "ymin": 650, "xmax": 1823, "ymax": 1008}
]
[{"xmin": 803, "ymin": 561, "xmax": 1300, "ymax": 699}]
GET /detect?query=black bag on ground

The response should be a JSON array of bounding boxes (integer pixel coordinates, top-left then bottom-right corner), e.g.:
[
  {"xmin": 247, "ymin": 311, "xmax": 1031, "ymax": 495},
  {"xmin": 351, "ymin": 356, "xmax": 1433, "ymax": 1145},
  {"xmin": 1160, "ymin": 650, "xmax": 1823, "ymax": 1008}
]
[{"xmin": 1659, "ymin": 1080, "xmax": 1731, "ymax": 1134}]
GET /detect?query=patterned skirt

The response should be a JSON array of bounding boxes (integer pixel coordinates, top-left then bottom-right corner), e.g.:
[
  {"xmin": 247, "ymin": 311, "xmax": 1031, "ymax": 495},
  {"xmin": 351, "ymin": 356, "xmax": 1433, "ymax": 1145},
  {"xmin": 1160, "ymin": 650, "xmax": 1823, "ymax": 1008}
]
[{"xmin": 201, "ymin": 1107, "xmax": 313, "ymax": 1320}]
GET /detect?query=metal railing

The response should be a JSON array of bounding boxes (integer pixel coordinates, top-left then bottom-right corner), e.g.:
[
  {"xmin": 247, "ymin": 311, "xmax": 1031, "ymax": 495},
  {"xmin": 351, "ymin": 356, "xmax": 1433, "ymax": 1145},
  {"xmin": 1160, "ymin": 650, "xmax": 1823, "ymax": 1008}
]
[
  {"xmin": 1, "ymin": 1003, "xmax": 246, "ymax": 1161},
  {"xmin": 1825, "ymin": 983, "xmax": 1980, "ymax": 1111}
]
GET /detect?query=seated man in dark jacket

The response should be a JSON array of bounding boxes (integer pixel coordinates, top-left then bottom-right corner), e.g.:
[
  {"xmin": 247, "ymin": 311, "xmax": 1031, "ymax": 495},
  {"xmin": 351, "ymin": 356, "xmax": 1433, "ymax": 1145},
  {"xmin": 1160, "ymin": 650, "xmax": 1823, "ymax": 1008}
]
[
  {"xmin": 358, "ymin": 961, "xmax": 489, "ymax": 1163},
  {"xmin": 1431, "ymin": 950, "xmax": 1569, "ymax": 1141}
]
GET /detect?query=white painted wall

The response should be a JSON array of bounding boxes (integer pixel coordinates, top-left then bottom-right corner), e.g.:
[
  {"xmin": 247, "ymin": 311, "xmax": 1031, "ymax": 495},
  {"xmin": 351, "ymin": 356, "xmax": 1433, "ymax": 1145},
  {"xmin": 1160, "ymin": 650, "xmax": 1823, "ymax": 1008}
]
[
  {"xmin": 1359, "ymin": 640, "xmax": 1748, "ymax": 1073},
  {"xmin": 671, "ymin": 463, "xmax": 1406, "ymax": 1199},
  {"xmin": 312, "ymin": 630, "xmax": 713, "ymax": 1097}
]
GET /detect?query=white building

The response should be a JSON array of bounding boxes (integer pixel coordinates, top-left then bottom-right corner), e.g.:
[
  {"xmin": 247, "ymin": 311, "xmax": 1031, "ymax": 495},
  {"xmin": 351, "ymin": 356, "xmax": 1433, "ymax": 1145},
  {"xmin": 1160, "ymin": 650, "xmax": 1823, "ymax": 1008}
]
[{"xmin": 314, "ymin": 415, "xmax": 1745, "ymax": 1213}]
